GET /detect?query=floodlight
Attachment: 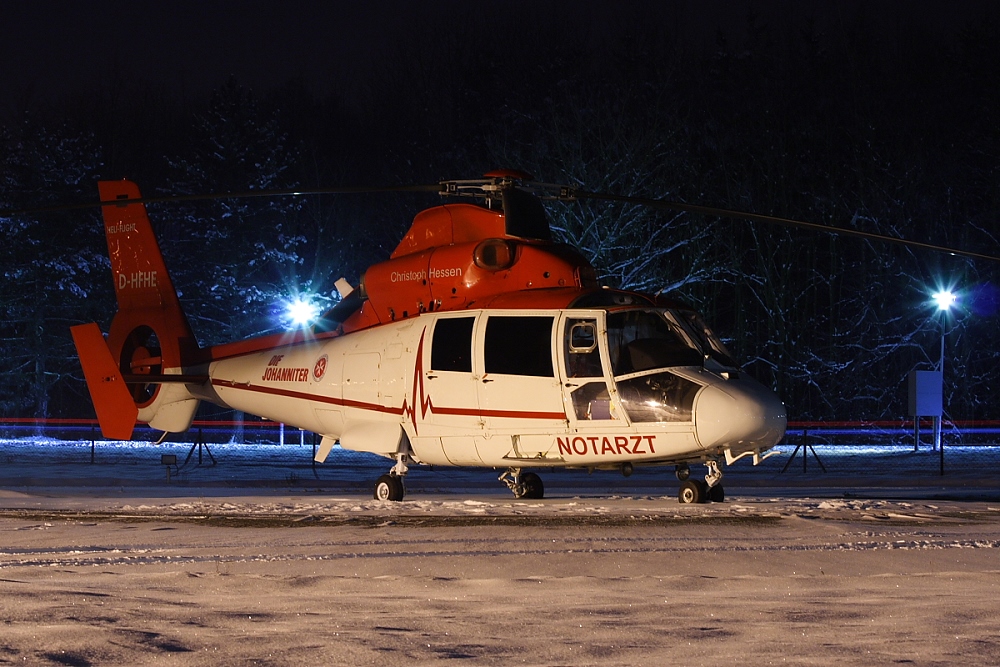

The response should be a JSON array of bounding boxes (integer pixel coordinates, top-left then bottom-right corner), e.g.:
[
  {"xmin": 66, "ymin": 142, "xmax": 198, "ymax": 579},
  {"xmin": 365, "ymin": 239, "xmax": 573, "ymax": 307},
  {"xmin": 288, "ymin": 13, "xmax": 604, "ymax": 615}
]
[{"xmin": 932, "ymin": 290, "xmax": 956, "ymax": 311}]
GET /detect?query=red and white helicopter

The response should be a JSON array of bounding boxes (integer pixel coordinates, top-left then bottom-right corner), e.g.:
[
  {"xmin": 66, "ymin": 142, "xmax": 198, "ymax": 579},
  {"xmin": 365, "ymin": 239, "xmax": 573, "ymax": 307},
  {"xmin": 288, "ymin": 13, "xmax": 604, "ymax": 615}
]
[
  {"xmin": 70, "ymin": 170, "xmax": 784, "ymax": 503},
  {"xmin": 67, "ymin": 170, "xmax": 991, "ymax": 502}
]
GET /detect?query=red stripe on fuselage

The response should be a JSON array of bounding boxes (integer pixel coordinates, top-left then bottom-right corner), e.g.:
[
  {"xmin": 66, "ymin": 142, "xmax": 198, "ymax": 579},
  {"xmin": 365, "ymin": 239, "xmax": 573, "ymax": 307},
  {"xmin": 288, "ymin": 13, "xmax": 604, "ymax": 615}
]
[
  {"xmin": 210, "ymin": 379, "xmax": 565, "ymax": 421},
  {"xmin": 211, "ymin": 378, "xmax": 403, "ymax": 415}
]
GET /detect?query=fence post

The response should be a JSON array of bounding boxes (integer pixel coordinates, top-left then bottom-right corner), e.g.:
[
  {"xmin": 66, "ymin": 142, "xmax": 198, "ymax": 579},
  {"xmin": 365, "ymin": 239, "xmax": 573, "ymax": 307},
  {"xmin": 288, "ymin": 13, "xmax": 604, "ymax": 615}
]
[
  {"xmin": 803, "ymin": 428, "xmax": 808, "ymax": 473},
  {"xmin": 940, "ymin": 431, "xmax": 945, "ymax": 476}
]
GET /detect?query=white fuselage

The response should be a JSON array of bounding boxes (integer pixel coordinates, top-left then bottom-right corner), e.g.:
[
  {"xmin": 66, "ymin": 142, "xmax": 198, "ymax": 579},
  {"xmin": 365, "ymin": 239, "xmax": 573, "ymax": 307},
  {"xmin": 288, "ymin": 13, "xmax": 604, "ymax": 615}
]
[{"xmin": 196, "ymin": 307, "xmax": 787, "ymax": 469}]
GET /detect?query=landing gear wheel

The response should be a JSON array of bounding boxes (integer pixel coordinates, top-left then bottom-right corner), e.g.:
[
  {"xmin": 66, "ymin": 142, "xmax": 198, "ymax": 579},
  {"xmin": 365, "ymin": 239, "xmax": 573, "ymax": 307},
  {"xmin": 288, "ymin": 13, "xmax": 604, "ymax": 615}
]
[
  {"xmin": 675, "ymin": 463, "xmax": 691, "ymax": 481},
  {"xmin": 708, "ymin": 484, "xmax": 725, "ymax": 503},
  {"xmin": 374, "ymin": 474, "xmax": 405, "ymax": 501},
  {"xmin": 517, "ymin": 472, "xmax": 544, "ymax": 499},
  {"xmin": 678, "ymin": 479, "xmax": 707, "ymax": 504}
]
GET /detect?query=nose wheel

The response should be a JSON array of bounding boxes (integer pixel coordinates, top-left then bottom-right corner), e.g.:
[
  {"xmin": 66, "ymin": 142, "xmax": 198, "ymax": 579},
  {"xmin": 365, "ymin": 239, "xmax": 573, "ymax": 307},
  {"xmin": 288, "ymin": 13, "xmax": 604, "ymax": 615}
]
[{"xmin": 677, "ymin": 460, "xmax": 725, "ymax": 504}]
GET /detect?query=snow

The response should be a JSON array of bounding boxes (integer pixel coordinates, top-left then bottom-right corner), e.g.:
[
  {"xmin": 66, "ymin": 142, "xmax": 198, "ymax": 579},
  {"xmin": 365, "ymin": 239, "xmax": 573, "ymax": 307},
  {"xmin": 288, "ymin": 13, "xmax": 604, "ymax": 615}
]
[{"xmin": 1, "ymin": 438, "xmax": 999, "ymax": 664}]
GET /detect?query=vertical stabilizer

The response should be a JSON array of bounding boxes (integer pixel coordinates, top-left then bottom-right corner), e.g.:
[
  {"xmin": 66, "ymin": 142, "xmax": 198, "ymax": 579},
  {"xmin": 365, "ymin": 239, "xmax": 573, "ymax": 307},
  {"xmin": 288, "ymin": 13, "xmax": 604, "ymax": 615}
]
[
  {"xmin": 98, "ymin": 180, "xmax": 198, "ymax": 364},
  {"xmin": 73, "ymin": 180, "xmax": 203, "ymax": 436}
]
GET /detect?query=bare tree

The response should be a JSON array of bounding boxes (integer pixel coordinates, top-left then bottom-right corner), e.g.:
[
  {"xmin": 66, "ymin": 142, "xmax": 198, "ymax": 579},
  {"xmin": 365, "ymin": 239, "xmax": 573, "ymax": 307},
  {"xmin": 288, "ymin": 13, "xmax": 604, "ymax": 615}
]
[{"xmin": 0, "ymin": 116, "xmax": 105, "ymax": 419}]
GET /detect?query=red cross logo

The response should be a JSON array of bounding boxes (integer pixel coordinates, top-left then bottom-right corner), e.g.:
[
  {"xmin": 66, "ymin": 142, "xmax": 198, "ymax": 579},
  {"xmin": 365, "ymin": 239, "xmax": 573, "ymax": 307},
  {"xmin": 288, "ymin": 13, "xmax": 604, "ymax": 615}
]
[{"xmin": 313, "ymin": 355, "xmax": 328, "ymax": 381}]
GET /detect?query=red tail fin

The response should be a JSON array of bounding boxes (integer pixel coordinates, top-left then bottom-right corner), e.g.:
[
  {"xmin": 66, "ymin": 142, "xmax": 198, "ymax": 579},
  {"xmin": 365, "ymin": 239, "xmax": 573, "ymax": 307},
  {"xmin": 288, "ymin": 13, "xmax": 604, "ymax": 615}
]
[{"xmin": 98, "ymin": 180, "xmax": 199, "ymax": 366}]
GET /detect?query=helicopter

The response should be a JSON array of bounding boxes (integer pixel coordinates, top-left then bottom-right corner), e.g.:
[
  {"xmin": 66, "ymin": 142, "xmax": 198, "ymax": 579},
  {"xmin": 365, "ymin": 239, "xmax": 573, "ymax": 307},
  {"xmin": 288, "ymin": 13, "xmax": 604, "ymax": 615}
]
[{"xmin": 66, "ymin": 170, "xmax": 995, "ymax": 503}]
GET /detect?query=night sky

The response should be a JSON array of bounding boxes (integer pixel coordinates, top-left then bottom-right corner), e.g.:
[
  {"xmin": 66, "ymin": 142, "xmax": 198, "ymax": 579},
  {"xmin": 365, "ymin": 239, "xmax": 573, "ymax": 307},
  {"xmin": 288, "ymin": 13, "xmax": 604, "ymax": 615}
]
[{"xmin": 3, "ymin": 0, "xmax": 990, "ymax": 109}]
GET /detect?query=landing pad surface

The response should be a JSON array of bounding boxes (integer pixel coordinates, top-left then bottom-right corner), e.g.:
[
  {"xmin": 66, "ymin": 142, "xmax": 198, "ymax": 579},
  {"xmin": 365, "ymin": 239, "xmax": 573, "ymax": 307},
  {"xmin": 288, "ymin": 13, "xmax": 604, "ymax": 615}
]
[{"xmin": 1, "ymin": 493, "xmax": 998, "ymax": 665}]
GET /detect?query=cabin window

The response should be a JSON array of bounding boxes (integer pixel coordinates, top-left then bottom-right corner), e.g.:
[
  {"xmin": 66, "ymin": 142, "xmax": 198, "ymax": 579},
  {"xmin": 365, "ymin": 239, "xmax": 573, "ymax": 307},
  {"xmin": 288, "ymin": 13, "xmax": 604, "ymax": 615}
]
[
  {"xmin": 431, "ymin": 317, "xmax": 475, "ymax": 372},
  {"xmin": 570, "ymin": 382, "xmax": 615, "ymax": 420},
  {"xmin": 484, "ymin": 316, "xmax": 554, "ymax": 377}
]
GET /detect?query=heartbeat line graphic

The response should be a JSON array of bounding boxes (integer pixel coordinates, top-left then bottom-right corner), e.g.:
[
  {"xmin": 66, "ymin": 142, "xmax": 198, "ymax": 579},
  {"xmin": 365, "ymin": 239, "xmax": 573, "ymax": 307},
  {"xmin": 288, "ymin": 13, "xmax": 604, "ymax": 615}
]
[{"xmin": 401, "ymin": 329, "xmax": 433, "ymax": 435}]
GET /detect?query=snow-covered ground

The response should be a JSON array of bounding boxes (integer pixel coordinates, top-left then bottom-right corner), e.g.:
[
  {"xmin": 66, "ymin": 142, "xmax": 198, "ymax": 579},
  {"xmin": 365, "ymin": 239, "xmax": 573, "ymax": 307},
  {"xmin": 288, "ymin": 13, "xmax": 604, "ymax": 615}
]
[{"xmin": 1, "ymin": 438, "xmax": 999, "ymax": 665}]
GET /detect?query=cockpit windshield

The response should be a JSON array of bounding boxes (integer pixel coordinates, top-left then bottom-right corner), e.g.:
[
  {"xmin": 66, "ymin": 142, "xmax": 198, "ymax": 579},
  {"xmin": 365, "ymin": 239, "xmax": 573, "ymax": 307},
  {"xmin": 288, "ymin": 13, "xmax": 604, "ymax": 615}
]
[
  {"xmin": 671, "ymin": 310, "xmax": 739, "ymax": 368},
  {"xmin": 606, "ymin": 310, "xmax": 704, "ymax": 375},
  {"xmin": 600, "ymin": 308, "xmax": 738, "ymax": 425},
  {"xmin": 605, "ymin": 309, "xmax": 739, "ymax": 376}
]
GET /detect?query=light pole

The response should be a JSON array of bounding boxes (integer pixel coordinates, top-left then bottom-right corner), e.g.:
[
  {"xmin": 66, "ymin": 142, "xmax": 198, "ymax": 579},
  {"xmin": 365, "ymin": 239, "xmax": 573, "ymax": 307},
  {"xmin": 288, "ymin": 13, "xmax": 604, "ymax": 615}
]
[
  {"xmin": 932, "ymin": 290, "xmax": 955, "ymax": 371},
  {"xmin": 931, "ymin": 290, "xmax": 956, "ymax": 452}
]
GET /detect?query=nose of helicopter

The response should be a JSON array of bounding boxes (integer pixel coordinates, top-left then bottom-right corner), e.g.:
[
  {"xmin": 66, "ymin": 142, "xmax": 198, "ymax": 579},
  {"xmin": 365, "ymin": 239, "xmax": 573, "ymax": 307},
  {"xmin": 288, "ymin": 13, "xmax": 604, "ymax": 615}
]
[{"xmin": 693, "ymin": 377, "xmax": 787, "ymax": 450}]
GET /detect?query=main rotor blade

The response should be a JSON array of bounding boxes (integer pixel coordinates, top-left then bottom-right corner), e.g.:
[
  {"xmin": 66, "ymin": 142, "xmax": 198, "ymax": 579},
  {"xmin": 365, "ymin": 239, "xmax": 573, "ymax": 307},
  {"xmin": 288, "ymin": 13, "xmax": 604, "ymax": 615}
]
[
  {"xmin": 7, "ymin": 175, "xmax": 998, "ymax": 264},
  {"xmin": 0, "ymin": 183, "xmax": 444, "ymax": 218},
  {"xmin": 573, "ymin": 190, "xmax": 1000, "ymax": 264}
]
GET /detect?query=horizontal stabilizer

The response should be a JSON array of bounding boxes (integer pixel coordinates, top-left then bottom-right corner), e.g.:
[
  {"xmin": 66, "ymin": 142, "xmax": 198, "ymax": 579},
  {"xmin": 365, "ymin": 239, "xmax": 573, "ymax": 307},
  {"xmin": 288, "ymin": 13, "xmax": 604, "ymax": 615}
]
[{"xmin": 70, "ymin": 323, "xmax": 139, "ymax": 440}]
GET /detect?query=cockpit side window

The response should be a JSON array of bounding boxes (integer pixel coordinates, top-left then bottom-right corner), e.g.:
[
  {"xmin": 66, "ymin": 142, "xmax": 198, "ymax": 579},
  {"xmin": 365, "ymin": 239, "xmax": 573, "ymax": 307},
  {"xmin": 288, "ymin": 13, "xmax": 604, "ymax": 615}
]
[
  {"xmin": 484, "ymin": 316, "xmax": 555, "ymax": 377},
  {"xmin": 607, "ymin": 310, "xmax": 703, "ymax": 375},
  {"xmin": 564, "ymin": 319, "xmax": 604, "ymax": 378},
  {"xmin": 431, "ymin": 316, "xmax": 475, "ymax": 372}
]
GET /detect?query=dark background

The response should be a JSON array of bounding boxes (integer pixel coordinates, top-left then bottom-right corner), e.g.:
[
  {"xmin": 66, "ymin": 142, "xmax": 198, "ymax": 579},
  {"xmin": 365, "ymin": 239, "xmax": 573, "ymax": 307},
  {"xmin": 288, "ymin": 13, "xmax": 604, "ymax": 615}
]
[{"xmin": 1, "ymin": 1, "xmax": 998, "ymax": 423}]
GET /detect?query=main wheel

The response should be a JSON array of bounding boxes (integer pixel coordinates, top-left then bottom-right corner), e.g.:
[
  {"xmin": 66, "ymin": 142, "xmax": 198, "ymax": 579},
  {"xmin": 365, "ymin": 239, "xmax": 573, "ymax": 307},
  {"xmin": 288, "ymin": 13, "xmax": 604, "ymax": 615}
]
[
  {"xmin": 517, "ymin": 472, "xmax": 544, "ymax": 499},
  {"xmin": 678, "ymin": 479, "xmax": 706, "ymax": 504},
  {"xmin": 708, "ymin": 484, "xmax": 725, "ymax": 503},
  {"xmin": 675, "ymin": 463, "xmax": 691, "ymax": 481},
  {"xmin": 374, "ymin": 474, "xmax": 405, "ymax": 501}
]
